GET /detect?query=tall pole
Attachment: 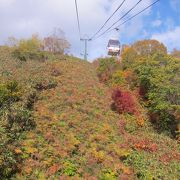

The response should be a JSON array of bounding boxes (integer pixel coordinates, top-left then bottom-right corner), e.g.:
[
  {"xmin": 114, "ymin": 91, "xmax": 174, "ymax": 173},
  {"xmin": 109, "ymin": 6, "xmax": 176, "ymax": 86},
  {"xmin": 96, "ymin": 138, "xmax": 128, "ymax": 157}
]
[
  {"xmin": 81, "ymin": 38, "xmax": 90, "ymax": 60},
  {"xmin": 85, "ymin": 39, "xmax": 87, "ymax": 60}
]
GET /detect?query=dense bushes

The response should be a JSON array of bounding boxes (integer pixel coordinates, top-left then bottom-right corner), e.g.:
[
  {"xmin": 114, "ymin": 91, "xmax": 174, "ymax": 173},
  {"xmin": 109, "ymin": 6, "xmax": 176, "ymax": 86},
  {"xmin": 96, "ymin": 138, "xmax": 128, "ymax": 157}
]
[
  {"xmin": 110, "ymin": 70, "xmax": 126, "ymax": 87},
  {"xmin": 112, "ymin": 88, "xmax": 139, "ymax": 116},
  {"xmin": 121, "ymin": 42, "xmax": 180, "ymax": 138},
  {"xmin": 12, "ymin": 35, "xmax": 45, "ymax": 61},
  {"xmin": 8, "ymin": 30, "xmax": 70, "ymax": 62},
  {"xmin": 97, "ymin": 57, "xmax": 119, "ymax": 83},
  {"xmin": 96, "ymin": 40, "xmax": 180, "ymax": 138},
  {"xmin": 96, "ymin": 57, "xmax": 144, "ymax": 127},
  {"xmin": 0, "ymin": 81, "xmax": 21, "ymax": 106},
  {"xmin": 133, "ymin": 54, "xmax": 179, "ymax": 136},
  {"xmin": 33, "ymin": 78, "xmax": 58, "ymax": 91},
  {"xmin": 0, "ymin": 81, "xmax": 36, "ymax": 178}
]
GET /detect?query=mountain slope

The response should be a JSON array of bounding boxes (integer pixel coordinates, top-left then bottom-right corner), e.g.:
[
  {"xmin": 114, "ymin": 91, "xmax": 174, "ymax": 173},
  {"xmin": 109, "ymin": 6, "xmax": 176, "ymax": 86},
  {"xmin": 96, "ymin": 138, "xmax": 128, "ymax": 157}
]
[
  {"xmin": 0, "ymin": 50, "xmax": 179, "ymax": 179},
  {"xmin": 16, "ymin": 59, "xmax": 126, "ymax": 179}
]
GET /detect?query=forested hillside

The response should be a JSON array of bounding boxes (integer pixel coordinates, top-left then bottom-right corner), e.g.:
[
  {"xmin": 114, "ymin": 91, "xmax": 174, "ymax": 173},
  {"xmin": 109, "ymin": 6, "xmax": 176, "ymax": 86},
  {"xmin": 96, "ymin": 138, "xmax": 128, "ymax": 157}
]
[{"xmin": 0, "ymin": 38, "xmax": 180, "ymax": 179}]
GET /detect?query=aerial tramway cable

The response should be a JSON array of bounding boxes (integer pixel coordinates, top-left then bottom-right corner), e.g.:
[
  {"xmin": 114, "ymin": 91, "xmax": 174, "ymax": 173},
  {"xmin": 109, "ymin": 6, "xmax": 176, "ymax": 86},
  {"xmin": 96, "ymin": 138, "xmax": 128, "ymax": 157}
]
[
  {"xmin": 74, "ymin": 0, "xmax": 82, "ymax": 39},
  {"xmin": 94, "ymin": 0, "xmax": 160, "ymax": 40},
  {"xmin": 91, "ymin": 0, "xmax": 143, "ymax": 40},
  {"xmin": 90, "ymin": 0, "xmax": 126, "ymax": 40}
]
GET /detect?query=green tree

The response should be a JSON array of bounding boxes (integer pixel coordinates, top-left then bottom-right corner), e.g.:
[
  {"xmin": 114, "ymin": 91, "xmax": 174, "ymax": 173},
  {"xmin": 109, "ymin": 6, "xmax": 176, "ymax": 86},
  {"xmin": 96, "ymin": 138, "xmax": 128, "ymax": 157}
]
[
  {"xmin": 13, "ymin": 34, "xmax": 44, "ymax": 61},
  {"xmin": 134, "ymin": 54, "xmax": 180, "ymax": 135}
]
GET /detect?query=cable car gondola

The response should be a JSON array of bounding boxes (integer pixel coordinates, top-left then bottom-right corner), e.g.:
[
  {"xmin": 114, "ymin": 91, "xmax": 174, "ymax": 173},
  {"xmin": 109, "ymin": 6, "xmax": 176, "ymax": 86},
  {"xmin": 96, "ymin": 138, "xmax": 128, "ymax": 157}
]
[{"xmin": 107, "ymin": 39, "xmax": 120, "ymax": 56}]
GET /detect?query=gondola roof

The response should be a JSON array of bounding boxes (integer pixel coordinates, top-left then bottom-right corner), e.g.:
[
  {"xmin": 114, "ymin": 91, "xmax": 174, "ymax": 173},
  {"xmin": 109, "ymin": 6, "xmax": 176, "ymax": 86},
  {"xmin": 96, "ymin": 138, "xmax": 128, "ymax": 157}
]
[{"xmin": 108, "ymin": 39, "xmax": 120, "ymax": 46}]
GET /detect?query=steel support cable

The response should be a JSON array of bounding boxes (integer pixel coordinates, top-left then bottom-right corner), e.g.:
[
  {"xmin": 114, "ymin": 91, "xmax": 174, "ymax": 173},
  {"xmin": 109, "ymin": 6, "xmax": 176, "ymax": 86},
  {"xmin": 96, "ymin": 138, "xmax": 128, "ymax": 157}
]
[
  {"xmin": 92, "ymin": 0, "xmax": 143, "ymax": 40},
  {"xmin": 75, "ymin": 0, "xmax": 81, "ymax": 39},
  {"xmin": 90, "ymin": 0, "xmax": 126, "ymax": 40},
  {"xmin": 94, "ymin": 0, "xmax": 160, "ymax": 40}
]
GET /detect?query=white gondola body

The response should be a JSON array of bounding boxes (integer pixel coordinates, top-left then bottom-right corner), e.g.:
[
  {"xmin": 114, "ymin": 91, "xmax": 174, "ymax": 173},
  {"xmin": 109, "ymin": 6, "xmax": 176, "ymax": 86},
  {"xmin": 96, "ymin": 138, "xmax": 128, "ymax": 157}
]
[{"xmin": 107, "ymin": 39, "xmax": 120, "ymax": 56}]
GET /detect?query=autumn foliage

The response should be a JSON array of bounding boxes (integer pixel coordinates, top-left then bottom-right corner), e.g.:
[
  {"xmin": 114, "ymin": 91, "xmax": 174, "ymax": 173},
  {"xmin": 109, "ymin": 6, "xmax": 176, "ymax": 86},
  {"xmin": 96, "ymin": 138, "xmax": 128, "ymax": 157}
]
[
  {"xmin": 112, "ymin": 88, "xmax": 139, "ymax": 116},
  {"xmin": 0, "ymin": 38, "xmax": 180, "ymax": 179}
]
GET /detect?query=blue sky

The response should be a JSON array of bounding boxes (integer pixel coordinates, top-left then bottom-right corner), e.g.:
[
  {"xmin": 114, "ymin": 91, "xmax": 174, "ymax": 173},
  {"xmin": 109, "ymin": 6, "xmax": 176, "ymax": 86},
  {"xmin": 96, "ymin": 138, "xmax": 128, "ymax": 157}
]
[
  {"xmin": 119, "ymin": 0, "xmax": 180, "ymax": 52},
  {"xmin": 0, "ymin": 0, "xmax": 180, "ymax": 60}
]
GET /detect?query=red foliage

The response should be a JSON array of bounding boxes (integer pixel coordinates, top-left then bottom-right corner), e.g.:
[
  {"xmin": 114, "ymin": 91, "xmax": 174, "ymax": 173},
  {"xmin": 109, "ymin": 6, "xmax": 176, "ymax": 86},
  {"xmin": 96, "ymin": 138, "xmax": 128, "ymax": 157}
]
[
  {"xmin": 112, "ymin": 88, "xmax": 139, "ymax": 115},
  {"xmin": 160, "ymin": 152, "xmax": 180, "ymax": 165}
]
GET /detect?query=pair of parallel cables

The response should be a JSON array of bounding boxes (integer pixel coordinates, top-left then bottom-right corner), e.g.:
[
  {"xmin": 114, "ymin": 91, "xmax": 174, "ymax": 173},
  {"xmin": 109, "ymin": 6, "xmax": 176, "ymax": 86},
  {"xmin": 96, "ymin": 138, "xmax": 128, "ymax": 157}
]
[{"xmin": 74, "ymin": 0, "xmax": 160, "ymax": 41}]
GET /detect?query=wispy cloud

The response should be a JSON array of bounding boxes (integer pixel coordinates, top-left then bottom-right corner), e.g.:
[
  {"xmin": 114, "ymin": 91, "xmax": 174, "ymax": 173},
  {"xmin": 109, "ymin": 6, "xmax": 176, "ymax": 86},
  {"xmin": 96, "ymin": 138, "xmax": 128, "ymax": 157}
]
[
  {"xmin": 152, "ymin": 19, "xmax": 162, "ymax": 27},
  {"xmin": 151, "ymin": 26, "xmax": 180, "ymax": 51}
]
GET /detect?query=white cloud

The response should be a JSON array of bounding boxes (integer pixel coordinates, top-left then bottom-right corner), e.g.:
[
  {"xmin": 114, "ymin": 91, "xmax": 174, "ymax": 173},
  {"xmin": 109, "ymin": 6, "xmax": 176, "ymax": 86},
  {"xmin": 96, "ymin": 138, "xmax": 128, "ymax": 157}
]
[
  {"xmin": 0, "ymin": 0, "xmax": 153, "ymax": 61},
  {"xmin": 152, "ymin": 19, "xmax": 162, "ymax": 27},
  {"xmin": 0, "ymin": 0, "xmax": 15, "ymax": 8},
  {"xmin": 151, "ymin": 26, "xmax": 180, "ymax": 51}
]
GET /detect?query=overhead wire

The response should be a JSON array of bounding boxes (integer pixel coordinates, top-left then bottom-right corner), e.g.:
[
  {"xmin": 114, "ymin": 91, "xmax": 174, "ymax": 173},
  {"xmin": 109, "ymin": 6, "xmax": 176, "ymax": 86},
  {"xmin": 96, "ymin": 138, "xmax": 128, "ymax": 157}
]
[
  {"xmin": 94, "ymin": 0, "xmax": 160, "ymax": 40},
  {"xmin": 91, "ymin": 0, "xmax": 143, "ymax": 40},
  {"xmin": 74, "ymin": 0, "xmax": 82, "ymax": 39},
  {"xmin": 90, "ymin": 0, "xmax": 126, "ymax": 40},
  {"xmin": 115, "ymin": 0, "xmax": 160, "ymax": 30}
]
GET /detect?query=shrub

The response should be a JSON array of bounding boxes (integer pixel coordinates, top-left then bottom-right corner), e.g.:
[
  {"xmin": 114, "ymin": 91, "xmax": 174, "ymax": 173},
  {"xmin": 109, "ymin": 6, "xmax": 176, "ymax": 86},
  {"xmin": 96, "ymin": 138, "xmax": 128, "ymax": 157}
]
[
  {"xmin": 97, "ymin": 57, "xmax": 119, "ymax": 83},
  {"xmin": 12, "ymin": 35, "xmax": 45, "ymax": 61},
  {"xmin": 0, "ymin": 149, "xmax": 19, "ymax": 178},
  {"xmin": 110, "ymin": 69, "xmax": 138, "ymax": 90},
  {"xmin": 5, "ymin": 105, "xmax": 35, "ymax": 132},
  {"xmin": 110, "ymin": 70, "xmax": 126, "ymax": 86},
  {"xmin": 33, "ymin": 78, "xmax": 58, "ymax": 91},
  {"xmin": 0, "ymin": 81, "xmax": 21, "ymax": 107},
  {"xmin": 124, "ymin": 151, "xmax": 154, "ymax": 180},
  {"xmin": 112, "ymin": 88, "xmax": 139, "ymax": 116},
  {"xmin": 63, "ymin": 161, "xmax": 77, "ymax": 176},
  {"xmin": 25, "ymin": 90, "xmax": 38, "ymax": 110},
  {"xmin": 121, "ymin": 47, "xmax": 180, "ymax": 137},
  {"xmin": 134, "ymin": 54, "xmax": 180, "ymax": 135},
  {"xmin": 123, "ymin": 70, "xmax": 138, "ymax": 89},
  {"xmin": 121, "ymin": 47, "xmax": 138, "ymax": 70},
  {"xmin": 99, "ymin": 169, "xmax": 117, "ymax": 180},
  {"xmin": 0, "ymin": 81, "xmax": 36, "ymax": 178}
]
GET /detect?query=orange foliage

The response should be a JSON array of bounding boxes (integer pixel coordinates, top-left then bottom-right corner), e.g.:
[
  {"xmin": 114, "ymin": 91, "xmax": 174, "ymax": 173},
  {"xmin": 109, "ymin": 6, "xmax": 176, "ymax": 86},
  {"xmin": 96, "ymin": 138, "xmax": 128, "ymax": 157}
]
[
  {"xmin": 14, "ymin": 149, "xmax": 22, "ymax": 154},
  {"xmin": 46, "ymin": 164, "xmax": 61, "ymax": 177},
  {"xmin": 134, "ymin": 141, "xmax": 158, "ymax": 152},
  {"xmin": 137, "ymin": 118, "xmax": 145, "ymax": 127}
]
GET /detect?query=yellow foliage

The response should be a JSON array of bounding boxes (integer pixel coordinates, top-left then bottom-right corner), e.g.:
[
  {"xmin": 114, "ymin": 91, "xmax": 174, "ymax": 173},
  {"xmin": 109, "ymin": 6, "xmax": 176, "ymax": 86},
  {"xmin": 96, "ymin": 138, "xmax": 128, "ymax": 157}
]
[
  {"xmin": 25, "ymin": 147, "xmax": 38, "ymax": 154},
  {"xmin": 43, "ymin": 158, "xmax": 53, "ymax": 166},
  {"xmin": 92, "ymin": 148, "xmax": 105, "ymax": 163},
  {"xmin": 114, "ymin": 149, "xmax": 130, "ymax": 159},
  {"xmin": 102, "ymin": 123, "xmax": 112, "ymax": 133}
]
